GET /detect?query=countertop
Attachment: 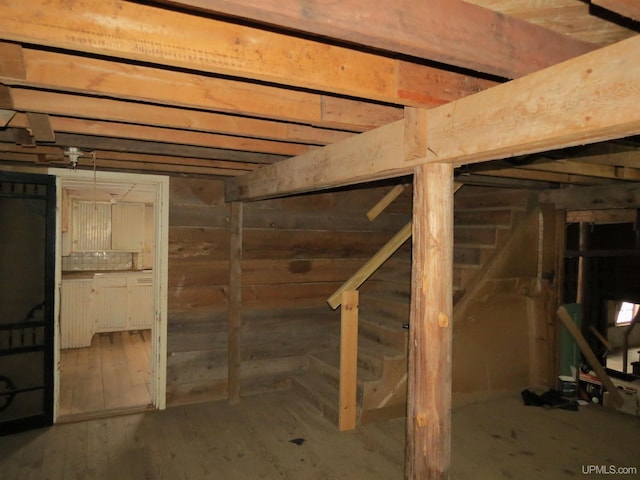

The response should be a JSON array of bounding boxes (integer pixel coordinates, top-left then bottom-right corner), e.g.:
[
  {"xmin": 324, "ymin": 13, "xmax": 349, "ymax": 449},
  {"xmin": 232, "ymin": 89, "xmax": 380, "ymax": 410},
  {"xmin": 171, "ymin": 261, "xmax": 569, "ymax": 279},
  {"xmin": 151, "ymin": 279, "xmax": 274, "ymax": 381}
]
[{"xmin": 62, "ymin": 270, "xmax": 152, "ymax": 280}]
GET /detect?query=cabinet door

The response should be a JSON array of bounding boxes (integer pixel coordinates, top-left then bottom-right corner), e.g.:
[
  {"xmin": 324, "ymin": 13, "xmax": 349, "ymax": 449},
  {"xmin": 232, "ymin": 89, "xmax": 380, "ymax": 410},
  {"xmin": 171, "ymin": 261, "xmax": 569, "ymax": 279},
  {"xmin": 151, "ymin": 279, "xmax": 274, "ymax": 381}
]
[
  {"xmin": 128, "ymin": 276, "xmax": 154, "ymax": 329},
  {"xmin": 71, "ymin": 201, "xmax": 111, "ymax": 251},
  {"xmin": 112, "ymin": 203, "xmax": 145, "ymax": 252},
  {"xmin": 95, "ymin": 277, "xmax": 128, "ymax": 331},
  {"xmin": 60, "ymin": 280, "xmax": 95, "ymax": 348}
]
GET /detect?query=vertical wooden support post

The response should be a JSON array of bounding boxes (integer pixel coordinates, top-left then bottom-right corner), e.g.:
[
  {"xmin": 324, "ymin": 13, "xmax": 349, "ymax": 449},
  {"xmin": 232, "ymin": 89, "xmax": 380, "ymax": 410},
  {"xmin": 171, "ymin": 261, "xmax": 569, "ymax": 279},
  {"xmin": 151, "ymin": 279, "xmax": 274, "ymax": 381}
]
[
  {"xmin": 339, "ymin": 289, "xmax": 359, "ymax": 431},
  {"xmin": 576, "ymin": 222, "xmax": 589, "ymax": 304},
  {"xmin": 228, "ymin": 201, "xmax": 243, "ymax": 404},
  {"xmin": 406, "ymin": 162, "xmax": 453, "ymax": 480}
]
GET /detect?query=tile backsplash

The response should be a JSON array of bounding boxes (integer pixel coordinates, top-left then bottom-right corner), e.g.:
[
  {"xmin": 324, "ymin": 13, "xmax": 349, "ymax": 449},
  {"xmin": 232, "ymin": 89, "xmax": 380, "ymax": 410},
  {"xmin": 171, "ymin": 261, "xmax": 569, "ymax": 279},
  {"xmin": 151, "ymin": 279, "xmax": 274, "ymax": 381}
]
[{"xmin": 62, "ymin": 251, "xmax": 133, "ymax": 271}]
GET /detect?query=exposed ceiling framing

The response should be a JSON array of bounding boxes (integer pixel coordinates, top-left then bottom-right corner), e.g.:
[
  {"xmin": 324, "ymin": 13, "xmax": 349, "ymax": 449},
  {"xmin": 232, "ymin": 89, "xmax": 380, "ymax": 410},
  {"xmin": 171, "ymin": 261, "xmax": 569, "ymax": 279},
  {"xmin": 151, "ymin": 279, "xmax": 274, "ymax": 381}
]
[{"xmin": 0, "ymin": 0, "xmax": 638, "ymax": 194}]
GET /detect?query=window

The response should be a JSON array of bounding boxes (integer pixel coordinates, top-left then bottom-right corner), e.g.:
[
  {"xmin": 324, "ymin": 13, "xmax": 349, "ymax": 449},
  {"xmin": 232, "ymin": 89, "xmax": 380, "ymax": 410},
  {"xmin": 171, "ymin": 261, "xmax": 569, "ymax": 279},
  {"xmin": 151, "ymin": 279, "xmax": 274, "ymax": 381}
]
[{"xmin": 615, "ymin": 302, "xmax": 639, "ymax": 326}]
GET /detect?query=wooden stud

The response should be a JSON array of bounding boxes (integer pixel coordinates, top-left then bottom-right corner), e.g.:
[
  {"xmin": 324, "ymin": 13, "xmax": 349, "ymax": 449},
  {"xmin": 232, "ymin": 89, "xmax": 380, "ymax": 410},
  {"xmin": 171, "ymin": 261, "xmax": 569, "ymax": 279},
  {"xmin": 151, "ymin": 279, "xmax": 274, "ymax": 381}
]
[
  {"xmin": 339, "ymin": 290, "xmax": 359, "ymax": 432},
  {"xmin": 228, "ymin": 202, "xmax": 243, "ymax": 404},
  {"xmin": 406, "ymin": 162, "xmax": 453, "ymax": 480}
]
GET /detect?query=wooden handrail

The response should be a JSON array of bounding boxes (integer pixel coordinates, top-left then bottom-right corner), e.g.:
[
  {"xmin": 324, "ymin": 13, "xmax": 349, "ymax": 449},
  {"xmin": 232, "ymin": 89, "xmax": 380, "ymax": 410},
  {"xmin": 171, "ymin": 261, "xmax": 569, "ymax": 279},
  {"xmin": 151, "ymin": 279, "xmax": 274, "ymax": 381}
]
[
  {"xmin": 366, "ymin": 184, "xmax": 409, "ymax": 221},
  {"xmin": 327, "ymin": 221, "xmax": 412, "ymax": 309},
  {"xmin": 328, "ymin": 183, "xmax": 462, "ymax": 310}
]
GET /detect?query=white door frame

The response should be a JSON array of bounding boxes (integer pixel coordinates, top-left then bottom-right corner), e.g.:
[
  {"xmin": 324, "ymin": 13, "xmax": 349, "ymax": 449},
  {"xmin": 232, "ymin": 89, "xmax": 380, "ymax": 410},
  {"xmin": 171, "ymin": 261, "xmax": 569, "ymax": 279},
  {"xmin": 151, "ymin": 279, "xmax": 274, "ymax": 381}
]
[{"xmin": 49, "ymin": 168, "xmax": 169, "ymax": 419}]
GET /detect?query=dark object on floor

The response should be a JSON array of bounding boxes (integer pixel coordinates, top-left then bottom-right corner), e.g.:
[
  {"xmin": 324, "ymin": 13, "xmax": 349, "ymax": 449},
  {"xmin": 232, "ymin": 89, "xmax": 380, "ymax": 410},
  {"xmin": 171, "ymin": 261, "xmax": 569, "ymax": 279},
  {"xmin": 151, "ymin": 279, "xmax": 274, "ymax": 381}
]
[
  {"xmin": 521, "ymin": 389, "xmax": 543, "ymax": 407},
  {"xmin": 289, "ymin": 437, "xmax": 305, "ymax": 446},
  {"xmin": 521, "ymin": 389, "xmax": 579, "ymax": 411}
]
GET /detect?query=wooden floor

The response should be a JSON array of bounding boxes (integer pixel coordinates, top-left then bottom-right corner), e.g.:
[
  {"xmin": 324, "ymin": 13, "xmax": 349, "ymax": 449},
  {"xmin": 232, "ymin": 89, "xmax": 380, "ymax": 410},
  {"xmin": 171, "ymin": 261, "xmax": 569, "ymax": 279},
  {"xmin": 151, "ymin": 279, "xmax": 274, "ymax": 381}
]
[
  {"xmin": 58, "ymin": 330, "xmax": 152, "ymax": 420},
  {"xmin": 1, "ymin": 390, "xmax": 638, "ymax": 479}
]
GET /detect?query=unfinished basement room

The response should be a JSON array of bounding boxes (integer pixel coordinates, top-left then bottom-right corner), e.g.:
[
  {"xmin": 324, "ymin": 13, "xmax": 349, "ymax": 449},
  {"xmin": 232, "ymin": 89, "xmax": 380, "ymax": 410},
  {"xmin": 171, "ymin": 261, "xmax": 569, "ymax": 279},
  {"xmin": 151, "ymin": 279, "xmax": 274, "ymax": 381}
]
[{"xmin": 0, "ymin": 1, "xmax": 639, "ymax": 479}]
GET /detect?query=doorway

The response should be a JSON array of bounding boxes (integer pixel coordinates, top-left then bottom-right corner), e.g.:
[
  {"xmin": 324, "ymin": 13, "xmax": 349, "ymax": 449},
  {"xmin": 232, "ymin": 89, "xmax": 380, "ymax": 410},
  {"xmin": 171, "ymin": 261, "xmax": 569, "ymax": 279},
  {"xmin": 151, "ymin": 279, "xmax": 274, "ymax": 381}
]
[
  {"xmin": 49, "ymin": 168, "xmax": 169, "ymax": 421},
  {"xmin": 0, "ymin": 171, "xmax": 56, "ymax": 435}
]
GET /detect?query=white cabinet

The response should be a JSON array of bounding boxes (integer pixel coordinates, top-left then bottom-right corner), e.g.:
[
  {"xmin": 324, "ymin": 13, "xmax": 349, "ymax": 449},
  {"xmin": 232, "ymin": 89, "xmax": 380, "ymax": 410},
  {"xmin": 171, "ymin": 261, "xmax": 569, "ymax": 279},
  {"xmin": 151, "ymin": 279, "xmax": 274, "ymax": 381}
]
[
  {"xmin": 128, "ymin": 275, "xmax": 154, "ymax": 329},
  {"xmin": 70, "ymin": 201, "xmax": 145, "ymax": 252},
  {"xmin": 95, "ymin": 275, "xmax": 129, "ymax": 331},
  {"xmin": 71, "ymin": 201, "xmax": 111, "ymax": 251},
  {"xmin": 94, "ymin": 272, "xmax": 153, "ymax": 332},
  {"xmin": 112, "ymin": 203, "xmax": 145, "ymax": 252},
  {"xmin": 60, "ymin": 278, "xmax": 95, "ymax": 349},
  {"xmin": 61, "ymin": 272, "xmax": 154, "ymax": 349}
]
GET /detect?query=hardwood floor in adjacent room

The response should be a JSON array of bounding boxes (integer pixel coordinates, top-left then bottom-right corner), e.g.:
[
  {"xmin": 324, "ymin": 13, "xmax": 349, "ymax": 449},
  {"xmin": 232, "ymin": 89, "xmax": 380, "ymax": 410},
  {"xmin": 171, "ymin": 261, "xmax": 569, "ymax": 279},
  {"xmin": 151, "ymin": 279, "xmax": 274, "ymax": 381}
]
[{"xmin": 58, "ymin": 330, "xmax": 152, "ymax": 421}]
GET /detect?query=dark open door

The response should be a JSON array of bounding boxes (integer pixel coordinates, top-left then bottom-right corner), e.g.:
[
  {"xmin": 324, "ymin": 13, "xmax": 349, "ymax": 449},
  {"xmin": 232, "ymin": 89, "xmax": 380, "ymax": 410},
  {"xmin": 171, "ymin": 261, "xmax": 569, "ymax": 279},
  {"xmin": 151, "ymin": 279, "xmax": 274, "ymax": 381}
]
[{"xmin": 0, "ymin": 171, "xmax": 55, "ymax": 435}]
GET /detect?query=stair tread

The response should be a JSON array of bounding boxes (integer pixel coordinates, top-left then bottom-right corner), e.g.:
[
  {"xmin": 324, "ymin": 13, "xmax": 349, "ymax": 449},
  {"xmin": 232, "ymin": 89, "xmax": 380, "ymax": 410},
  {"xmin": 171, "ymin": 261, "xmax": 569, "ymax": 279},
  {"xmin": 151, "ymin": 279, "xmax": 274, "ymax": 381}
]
[
  {"xmin": 326, "ymin": 333, "xmax": 405, "ymax": 360},
  {"xmin": 360, "ymin": 311, "xmax": 408, "ymax": 332},
  {"xmin": 292, "ymin": 371, "xmax": 340, "ymax": 422},
  {"xmin": 311, "ymin": 349, "xmax": 378, "ymax": 383},
  {"xmin": 358, "ymin": 334, "xmax": 405, "ymax": 359}
]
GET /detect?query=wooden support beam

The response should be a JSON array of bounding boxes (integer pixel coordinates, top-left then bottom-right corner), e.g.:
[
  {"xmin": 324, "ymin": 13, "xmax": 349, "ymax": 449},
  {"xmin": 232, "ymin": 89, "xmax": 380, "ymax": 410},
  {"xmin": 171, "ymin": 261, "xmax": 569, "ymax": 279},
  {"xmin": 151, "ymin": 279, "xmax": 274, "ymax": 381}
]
[
  {"xmin": 157, "ymin": 0, "xmax": 595, "ymax": 79},
  {"xmin": 540, "ymin": 183, "xmax": 640, "ymax": 210},
  {"xmin": 227, "ymin": 36, "xmax": 640, "ymax": 202},
  {"xmin": 339, "ymin": 290, "xmax": 359, "ymax": 432},
  {"xmin": 557, "ymin": 306, "xmax": 624, "ymax": 408},
  {"xmin": 0, "ymin": 1, "xmax": 495, "ymax": 107},
  {"xmin": 576, "ymin": 222, "xmax": 589, "ymax": 304},
  {"xmin": 566, "ymin": 209, "xmax": 637, "ymax": 225},
  {"xmin": 406, "ymin": 162, "xmax": 453, "ymax": 480},
  {"xmin": 228, "ymin": 201, "xmax": 243, "ymax": 404}
]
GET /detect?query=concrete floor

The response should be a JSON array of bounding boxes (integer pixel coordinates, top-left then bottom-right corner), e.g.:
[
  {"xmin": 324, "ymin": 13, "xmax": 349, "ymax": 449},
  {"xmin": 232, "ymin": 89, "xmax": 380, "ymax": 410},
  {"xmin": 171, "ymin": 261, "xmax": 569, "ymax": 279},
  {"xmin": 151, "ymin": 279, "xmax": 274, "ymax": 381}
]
[{"xmin": 0, "ymin": 390, "xmax": 638, "ymax": 479}]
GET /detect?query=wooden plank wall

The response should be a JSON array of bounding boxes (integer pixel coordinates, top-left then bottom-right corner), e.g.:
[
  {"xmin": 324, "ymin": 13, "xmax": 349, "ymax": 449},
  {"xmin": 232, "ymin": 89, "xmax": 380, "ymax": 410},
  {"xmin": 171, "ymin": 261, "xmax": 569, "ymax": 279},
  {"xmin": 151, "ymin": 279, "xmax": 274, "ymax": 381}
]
[{"xmin": 166, "ymin": 176, "xmax": 409, "ymax": 406}]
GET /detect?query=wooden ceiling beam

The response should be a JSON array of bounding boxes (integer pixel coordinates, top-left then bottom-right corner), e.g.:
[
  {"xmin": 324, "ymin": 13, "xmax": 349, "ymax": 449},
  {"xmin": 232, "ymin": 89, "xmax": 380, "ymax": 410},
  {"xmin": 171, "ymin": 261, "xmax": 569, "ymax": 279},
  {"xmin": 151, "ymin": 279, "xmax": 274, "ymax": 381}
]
[
  {"xmin": 541, "ymin": 183, "xmax": 640, "ymax": 210},
  {"xmin": 0, "ymin": 130, "xmax": 286, "ymax": 165},
  {"xmin": 592, "ymin": 0, "xmax": 640, "ymax": 21},
  {"xmin": 0, "ymin": 151, "xmax": 244, "ymax": 176},
  {"xmin": 157, "ymin": 0, "xmax": 596, "ymax": 78},
  {"xmin": 0, "ymin": 143, "xmax": 258, "ymax": 172},
  {"xmin": 8, "ymin": 88, "xmax": 353, "ymax": 146},
  {"xmin": 470, "ymin": 165, "xmax": 619, "ymax": 186},
  {"xmin": 46, "ymin": 116, "xmax": 311, "ymax": 156},
  {"xmin": 0, "ymin": 1, "xmax": 496, "ymax": 107},
  {"xmin": 515, "ymin": 158, "xmax": 640, "ymax": 181},
  {"xmin": 226, "ymin": 36, "xmax": 640, "ymax": 201},
  {"xmin": 0, "ymin": 44, "xmax": 401, "ymax": 132}
]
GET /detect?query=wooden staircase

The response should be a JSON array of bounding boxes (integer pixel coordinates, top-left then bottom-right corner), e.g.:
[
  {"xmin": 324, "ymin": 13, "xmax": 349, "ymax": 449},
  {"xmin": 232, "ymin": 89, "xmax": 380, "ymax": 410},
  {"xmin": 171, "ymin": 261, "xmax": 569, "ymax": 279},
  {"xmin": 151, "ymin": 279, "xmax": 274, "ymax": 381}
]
[{"xmin": 293, "ymin": 188, "xmax": 532, "ymax": 427}]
